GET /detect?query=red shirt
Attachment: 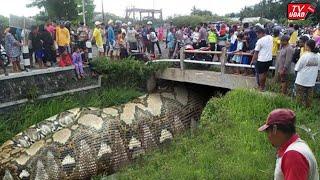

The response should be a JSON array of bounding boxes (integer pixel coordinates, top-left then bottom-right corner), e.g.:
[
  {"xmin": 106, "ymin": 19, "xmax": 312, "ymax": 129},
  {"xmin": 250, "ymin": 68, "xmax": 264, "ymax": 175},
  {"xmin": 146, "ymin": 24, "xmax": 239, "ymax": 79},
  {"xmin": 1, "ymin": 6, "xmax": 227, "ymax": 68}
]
[{"xmin": 278, "ymin": 134, "xmax": 309, "ymax": 180}]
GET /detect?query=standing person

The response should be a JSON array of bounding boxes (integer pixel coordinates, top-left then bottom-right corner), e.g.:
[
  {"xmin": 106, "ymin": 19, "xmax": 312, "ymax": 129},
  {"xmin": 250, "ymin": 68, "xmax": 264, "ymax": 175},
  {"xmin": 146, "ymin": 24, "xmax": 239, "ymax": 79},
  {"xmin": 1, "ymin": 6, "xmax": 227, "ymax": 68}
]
[
  {"xmin": 157, "ymin": 25, "xmax": 164, "ymax": 42},
  {"xmin": 228, "ymin": 29, "xmax": 238, "ymax": 62},
  {"xmin": 45, "ymin": 22, "xmax": 56, "ymax": 38},
  {"xmin": 56, "ymin": 22, "xmax": 70, "ymax": 61},
  {"xmin": 149, "ymin": 27, "xmax": 162, "ymax": 56},
  {"xmin": 251, "ymin": 26, "xmax": 273, "ymax": 91},
  {"xmin": 258, "ymin": 109, "xmax": 319, "ymax": 180},
  {"xmin": 165, "ymin": 21, "xmax": 174, "ymax": 48},
  {"xmin": 208, "ymin": 25, "xmax": 218, "ymax": 52},
  {"xmin": 294, "ymin": 39, "xmax": 320, "ymax": 107},
  {"xmin": 126, "ymin": 23, "xmax": 138, "ymax": 51},
  {"xmin": 39, "ymin": 25, "xmax": 56, "ymax": 67},
  {"xmin": 29, "ymin": 25, "xmax": 45, "ymax": 68},
  {"xmin": 28, "ymin": 26, "xmax": 36, "ymax": 68},
  {"xmin": 101, "ymin": 23, "xmax": 107, "ymax": 56},
  {"xmin": 232, "ymin": 33, "xmax": 244, "ymax": 74},
  {"xmin": 272, "ymin": 29, "xmax": 281, "ymax": 65},
  {"xmin": 313, "ymin": 25, "xmax": 320, "ymax": 47},
  {"xmin": 167, "ymin": 28, "xmax": 175, "ymax": 59},
  {"xmin": 72, "ymin": 46, "xmax": 85, "ymax": 79},
  {"xmin": 92, "ymin": 21, "xmax": 104, "ymax": 57},
  {"xmin": 289, "ymin": 24, "xmax": 299, "ymax": 47},
  {"xmin": 199, "ymin": 23, "xmax": 208, "ymax": 48},
  {"xmin": 107, "ymin": 20, "xmax": 115, "ymax": 58},
  {"xmin": 275, "ymin": 35, "xmax": 294, "ymax": 95},
  {"xmin": 77, "ymin": 22, "xmax": 89, "ymax": 51},
  {"xmin": 191, "ymin": 26, "xmax": 200, "ymax": 49},
  {"xmin": 4, "ymin": 27, "xmax": 22, "ymax": 72}
]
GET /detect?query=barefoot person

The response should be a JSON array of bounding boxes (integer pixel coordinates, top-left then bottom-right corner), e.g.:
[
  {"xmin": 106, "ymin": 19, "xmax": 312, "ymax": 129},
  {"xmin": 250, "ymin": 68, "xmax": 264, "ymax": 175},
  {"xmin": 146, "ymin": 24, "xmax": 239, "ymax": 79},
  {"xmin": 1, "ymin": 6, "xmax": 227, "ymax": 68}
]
[
  {"xmin": 275, "ymin": 35, "xmax": 294, "ymax": 95},
  {"xmin": 259, "ymin": 109, "xmax": 319, "ymax": 180},
  {"xmin": 251, "ymin": 26, "xmax": 273, "ymax": 91}
]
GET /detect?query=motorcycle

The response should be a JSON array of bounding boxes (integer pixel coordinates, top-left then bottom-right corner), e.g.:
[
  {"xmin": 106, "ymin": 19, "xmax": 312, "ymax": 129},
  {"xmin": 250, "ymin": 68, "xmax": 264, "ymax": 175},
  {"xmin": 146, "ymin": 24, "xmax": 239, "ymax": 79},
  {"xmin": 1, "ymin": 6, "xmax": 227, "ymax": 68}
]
[{"xmin": 0, "ymin": 44, "xmax": 9, "ymax": 76}]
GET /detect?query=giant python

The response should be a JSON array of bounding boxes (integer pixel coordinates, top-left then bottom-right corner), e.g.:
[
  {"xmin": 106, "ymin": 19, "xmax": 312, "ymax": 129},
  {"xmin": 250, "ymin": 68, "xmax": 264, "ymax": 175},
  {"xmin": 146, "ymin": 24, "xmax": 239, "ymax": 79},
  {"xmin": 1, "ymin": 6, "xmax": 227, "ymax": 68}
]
[{"xmin": 0, "ymin": 86, "xmax": 205, "ymax": 179}]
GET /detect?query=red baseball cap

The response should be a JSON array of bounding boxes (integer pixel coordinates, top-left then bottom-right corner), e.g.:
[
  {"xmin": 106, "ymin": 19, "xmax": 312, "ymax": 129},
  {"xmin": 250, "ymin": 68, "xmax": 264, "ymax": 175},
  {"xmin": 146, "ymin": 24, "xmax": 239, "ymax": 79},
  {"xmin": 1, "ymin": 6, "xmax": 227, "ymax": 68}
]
[{"xmin": 258, "ymin": 109, "xmax": 296, "ymax": 132}]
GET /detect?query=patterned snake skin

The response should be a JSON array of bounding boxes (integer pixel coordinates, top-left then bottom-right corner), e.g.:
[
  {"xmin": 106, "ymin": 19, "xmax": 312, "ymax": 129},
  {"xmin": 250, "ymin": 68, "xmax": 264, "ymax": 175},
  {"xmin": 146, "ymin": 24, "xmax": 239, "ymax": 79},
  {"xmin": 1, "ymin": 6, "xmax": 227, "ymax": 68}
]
[{"xmin": 0, "ymin": 86, "xmax": 204, "ymax": 179}]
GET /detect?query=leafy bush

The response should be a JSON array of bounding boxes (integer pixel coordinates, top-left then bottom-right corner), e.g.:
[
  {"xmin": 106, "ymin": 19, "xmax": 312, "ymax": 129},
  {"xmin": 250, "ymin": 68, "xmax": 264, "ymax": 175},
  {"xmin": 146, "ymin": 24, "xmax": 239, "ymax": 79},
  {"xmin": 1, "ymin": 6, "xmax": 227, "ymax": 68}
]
[
  {"xmin": 91, "ymin": 58, "xmax": 169, "ymax": 89},
  {"xmin": 97, "ymin": 89, "xmax": 319, "ymax": 179}
]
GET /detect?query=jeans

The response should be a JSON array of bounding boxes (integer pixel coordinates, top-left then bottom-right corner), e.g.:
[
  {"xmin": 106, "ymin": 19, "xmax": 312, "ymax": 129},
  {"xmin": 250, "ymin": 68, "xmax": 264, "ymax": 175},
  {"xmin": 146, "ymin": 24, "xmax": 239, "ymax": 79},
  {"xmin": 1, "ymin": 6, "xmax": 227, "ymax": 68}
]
[{"xmin": 151, "ymin": 41, "xmax": 162, "ymax": 55}]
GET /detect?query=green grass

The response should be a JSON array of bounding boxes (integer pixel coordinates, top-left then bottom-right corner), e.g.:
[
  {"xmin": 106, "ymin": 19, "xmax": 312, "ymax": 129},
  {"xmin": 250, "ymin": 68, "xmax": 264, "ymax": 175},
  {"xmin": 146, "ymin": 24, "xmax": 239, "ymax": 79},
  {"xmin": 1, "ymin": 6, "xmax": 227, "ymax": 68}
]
[
  {"xmin": 0, "ymin": 88, "xmax": 143, "ymax": 144},
  {"xmin": 96, "ymin": 89, "xmax": 320, "ymax": 180}
]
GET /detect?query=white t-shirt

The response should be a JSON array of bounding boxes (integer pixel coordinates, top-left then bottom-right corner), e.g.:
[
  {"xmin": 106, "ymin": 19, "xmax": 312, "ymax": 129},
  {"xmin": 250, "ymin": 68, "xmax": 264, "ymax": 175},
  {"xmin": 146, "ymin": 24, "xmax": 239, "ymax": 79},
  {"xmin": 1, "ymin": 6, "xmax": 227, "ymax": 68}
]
[
  {"xmin": 254, "ymin": 35, "xmax": 273, "ymax": 62},
  {"xmin": 295, "ymin": 52, "xmax": 320, "ymax": 87}
]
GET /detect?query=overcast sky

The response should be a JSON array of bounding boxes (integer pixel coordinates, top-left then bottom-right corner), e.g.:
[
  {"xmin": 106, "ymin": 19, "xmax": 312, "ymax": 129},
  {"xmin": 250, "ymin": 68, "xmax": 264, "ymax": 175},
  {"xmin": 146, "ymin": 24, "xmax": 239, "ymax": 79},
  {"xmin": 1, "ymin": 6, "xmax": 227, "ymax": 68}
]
[{"xmin": 0, "ymin": 0, "xmax": 261, "ymax": 18}]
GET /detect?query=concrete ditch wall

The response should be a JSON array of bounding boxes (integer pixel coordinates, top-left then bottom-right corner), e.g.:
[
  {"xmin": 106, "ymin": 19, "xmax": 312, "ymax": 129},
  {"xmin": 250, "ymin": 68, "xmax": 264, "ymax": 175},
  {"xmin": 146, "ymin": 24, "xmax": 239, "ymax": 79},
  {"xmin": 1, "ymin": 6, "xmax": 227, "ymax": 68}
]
[{"xmin": 0, "ymin": 67, "xmax": 101, "ymax": 108}]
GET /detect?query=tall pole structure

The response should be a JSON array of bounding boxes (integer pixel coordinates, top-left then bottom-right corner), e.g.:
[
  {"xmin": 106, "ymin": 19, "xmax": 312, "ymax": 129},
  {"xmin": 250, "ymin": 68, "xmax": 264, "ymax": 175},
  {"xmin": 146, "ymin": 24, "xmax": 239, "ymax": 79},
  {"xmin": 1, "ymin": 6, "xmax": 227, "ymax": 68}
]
[
  {"xmin": 102, "ymin": 0, "xmax": 105, "ymax": 22},
  {"xmin": 82, "ymin": 0, "xmax": 86, "ymax": 25}
]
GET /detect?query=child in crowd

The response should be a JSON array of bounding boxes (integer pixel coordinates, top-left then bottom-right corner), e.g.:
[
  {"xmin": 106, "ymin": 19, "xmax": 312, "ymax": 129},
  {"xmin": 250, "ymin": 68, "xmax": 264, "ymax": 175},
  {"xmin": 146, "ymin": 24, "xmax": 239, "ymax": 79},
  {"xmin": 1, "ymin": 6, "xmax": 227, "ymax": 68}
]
[
  {"xmin": 72, "ymin": 46, "xmax": 85, "ymax": 79},
  {"xmin": 275, "ymin": 35, "xmax": 294, "ymax": 95},
  {"xmin": 58, "ymin": 47, "xmax": 72, "ymax": 67},
  {"xmin": 113, "ymin": 29, "xmax": 122, "ymax": 60},
  {"xmin": 232, "ymin": 33, "xmax": 244, "ymax": 74}
]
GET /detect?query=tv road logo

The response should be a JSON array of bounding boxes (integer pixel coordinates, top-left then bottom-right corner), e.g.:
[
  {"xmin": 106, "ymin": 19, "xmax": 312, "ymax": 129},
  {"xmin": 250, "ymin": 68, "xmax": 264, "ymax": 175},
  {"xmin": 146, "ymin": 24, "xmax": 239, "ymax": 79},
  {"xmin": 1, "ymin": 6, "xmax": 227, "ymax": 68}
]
[{"xmin": 287, "ymin": 3, "xmax": 316, "ymax": 20}]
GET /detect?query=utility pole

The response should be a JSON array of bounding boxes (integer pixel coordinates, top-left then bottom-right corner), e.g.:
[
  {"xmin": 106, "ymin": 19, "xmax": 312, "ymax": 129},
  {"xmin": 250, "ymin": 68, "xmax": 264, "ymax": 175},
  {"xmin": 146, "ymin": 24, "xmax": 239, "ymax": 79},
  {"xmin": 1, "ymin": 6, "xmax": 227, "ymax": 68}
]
[
  {"xmin": 82, "ymin": 0, "xmax": 86, "ymax": 25},
  {"xmin": 102, "ymin": 0, "xmax": 105, "ymax": 22}
]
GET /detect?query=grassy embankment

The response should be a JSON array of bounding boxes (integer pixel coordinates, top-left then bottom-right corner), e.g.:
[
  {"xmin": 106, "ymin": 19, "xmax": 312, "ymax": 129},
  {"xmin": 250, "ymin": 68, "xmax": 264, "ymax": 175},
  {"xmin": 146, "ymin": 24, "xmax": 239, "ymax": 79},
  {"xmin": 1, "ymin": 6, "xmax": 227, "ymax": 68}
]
[{"xmin": 97, "ymin": 89, "xmax": 319, "ymax": 180}]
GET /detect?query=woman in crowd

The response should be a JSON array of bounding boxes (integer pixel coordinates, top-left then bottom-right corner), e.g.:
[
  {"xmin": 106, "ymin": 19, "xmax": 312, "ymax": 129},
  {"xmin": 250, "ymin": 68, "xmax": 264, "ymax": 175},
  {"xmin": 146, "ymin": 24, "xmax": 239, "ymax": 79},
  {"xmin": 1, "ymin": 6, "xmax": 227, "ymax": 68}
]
[
  {"xmin": 191, "ymin": 26, "xmax": 200, "ymax": 49},
  {"xmin": 39, "ymin": 24, "xmax": 56, "ymax": 67},
  {"xmin": 29, "ymin": 25, "xmax": 45, "ymax": 68},
  {"xmin": 4, "ymin": 27, "xmax": 22, "ymax": 72},
  {"xmin": 294, "ymin": 39, "xmax": 320, "ymax": 107}
]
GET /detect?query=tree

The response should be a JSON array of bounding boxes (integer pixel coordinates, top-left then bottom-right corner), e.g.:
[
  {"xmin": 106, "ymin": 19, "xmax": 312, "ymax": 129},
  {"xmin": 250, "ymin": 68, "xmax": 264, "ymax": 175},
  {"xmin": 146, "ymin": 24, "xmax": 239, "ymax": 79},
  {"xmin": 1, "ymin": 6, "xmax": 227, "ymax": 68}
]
[
  {"xmin": 27, "ymin": 0, "xmax": 95, "ymax": 24},
  {"xmin": 190, "ymin": 6, "xmax": 213, "ymax": 17}
]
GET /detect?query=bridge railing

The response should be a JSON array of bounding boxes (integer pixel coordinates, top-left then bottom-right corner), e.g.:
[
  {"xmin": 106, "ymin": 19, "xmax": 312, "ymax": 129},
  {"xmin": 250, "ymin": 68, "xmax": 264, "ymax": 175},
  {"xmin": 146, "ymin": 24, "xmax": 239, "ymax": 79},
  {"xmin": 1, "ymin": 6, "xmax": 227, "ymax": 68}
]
[{"xmin": 149, "ymin": 47, "xmax": 276, "ymax": 73}]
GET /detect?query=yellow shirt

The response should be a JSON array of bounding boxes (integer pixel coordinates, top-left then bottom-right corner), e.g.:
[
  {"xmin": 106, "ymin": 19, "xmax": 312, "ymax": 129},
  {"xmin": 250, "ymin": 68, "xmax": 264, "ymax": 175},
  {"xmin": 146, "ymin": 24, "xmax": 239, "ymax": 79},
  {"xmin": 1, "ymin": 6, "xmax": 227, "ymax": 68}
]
[
  {"xmin": 93, "ymin": 28, "xmax": 103, "ymax": 47},
  {"xmin": 300, "ymin": 47, "xmax": 306, "ymax": 57},
  {"xmin": 289, "ymin": 31, "xmax": 298, "ymax": 45},
  {"xmin": 272, "ymin": 36, "xmax": 280, "ymax": 56},
  {"xmin": 56, "ymin": 27, "xmax": 70, "ymax": 46}
]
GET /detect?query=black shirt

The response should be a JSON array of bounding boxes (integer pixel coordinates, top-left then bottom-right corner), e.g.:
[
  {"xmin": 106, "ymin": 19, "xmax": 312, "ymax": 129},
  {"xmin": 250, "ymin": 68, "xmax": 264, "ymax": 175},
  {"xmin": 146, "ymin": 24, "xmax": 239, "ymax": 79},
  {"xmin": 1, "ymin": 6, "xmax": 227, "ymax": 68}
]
[{"xmin": 29, "ymin": 32, "xmax": 43, "ymax": 51}]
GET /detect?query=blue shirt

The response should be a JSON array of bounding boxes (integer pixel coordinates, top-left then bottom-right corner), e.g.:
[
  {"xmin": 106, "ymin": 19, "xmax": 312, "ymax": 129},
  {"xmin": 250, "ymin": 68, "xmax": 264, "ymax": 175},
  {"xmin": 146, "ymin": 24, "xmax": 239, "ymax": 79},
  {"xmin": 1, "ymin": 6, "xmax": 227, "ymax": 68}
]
[
  {"xmin": 107, "ymin": 26, "xmax": 115, "ymax": 44},
  {"xmin": 167, "ymin": 32, "xmax": 175, "ymax": 49}
]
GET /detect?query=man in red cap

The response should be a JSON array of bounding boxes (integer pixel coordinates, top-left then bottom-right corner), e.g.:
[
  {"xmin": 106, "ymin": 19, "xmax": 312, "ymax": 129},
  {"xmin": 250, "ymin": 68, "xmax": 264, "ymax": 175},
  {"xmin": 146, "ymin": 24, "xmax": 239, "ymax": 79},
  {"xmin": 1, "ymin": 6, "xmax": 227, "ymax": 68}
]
[{"xmin": 259, "ymin": 109, "xmax": 319, "ymax": 180}]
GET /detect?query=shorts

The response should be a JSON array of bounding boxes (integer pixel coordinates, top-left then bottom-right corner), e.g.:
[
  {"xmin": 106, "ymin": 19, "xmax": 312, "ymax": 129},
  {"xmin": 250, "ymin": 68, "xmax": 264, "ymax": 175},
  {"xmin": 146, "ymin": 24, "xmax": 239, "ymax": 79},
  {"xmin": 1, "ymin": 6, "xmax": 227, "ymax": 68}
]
[
  {"xmin": 216, "ymin": 45, "xmax": 224, "ymax": 51},
  {"xmin": 97, "ymin": 46, "xmax": 104, "ymax": 53},
  {"xmin": 58, "ymin": 46, "xmax": 66, "ymax": 55},
  {"xmin": 78, "ymin": 41, "xmax": 86, "ymax": 50},
  {"xmin": 35, "ymin": 50, "xmax": 45, "ymax": 59},
  {"xmin": 209, "ymin": 43, "xmax": 216, "ymax": 51},
  {"xmin": 242, "ymin": 56, "xmax": 250, "ymax": 65},
  {"xmin": 113, "ymin": 49, "xmax": 120, "ymax": 56},
  {"xmin": 256, "ymin": 60, "xmax": 272, "ymax": 74}
]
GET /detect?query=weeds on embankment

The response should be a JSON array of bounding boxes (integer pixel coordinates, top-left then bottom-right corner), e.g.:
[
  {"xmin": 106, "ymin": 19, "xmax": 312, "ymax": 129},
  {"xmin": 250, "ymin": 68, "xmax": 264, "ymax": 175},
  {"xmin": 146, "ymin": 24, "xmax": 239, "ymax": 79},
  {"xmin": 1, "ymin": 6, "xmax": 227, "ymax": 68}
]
[{"xmin": 98, "ymin": 89, "xmax": 319, "ymax": 180}]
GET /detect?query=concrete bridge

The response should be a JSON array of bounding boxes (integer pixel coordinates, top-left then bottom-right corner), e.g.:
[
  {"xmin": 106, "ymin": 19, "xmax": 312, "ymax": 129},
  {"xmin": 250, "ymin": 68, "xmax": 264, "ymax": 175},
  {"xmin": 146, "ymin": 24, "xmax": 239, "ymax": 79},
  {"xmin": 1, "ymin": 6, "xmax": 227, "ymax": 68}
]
[
  {"xmin": 153, "ymin": 48, "xmax": 263, "ymax": 90},
  {"xmin": 153, "ymin": 48, "xmax": 320, "ymax": 90}
]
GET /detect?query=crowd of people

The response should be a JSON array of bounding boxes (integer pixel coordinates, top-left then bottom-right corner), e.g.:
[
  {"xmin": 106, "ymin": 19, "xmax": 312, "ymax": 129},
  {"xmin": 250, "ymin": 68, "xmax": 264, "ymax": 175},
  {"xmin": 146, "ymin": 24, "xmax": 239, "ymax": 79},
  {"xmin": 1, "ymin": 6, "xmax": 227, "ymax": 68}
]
[
  {"xmin": 164, "ymin": 21, "xmax": 320, "ymax": 107},
  {"xmin": 1, "ymin": 20, "xmax": 320, "ymax": 103}
]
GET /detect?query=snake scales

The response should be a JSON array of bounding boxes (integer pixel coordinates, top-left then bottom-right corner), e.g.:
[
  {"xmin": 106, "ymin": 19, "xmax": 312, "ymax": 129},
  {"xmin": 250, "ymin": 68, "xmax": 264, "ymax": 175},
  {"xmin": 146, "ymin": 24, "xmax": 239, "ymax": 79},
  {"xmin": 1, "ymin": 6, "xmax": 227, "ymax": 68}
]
[{"xmin": 0, "ymin": 86, "xmax": 204, "ymax": 179}]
